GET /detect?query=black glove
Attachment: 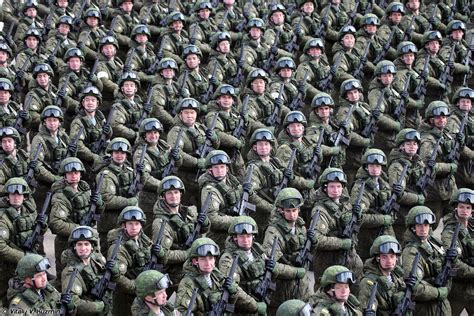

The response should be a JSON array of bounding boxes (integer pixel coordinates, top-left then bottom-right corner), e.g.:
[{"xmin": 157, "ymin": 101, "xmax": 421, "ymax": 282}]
[
  {"xmin": 283, "ymin": 168, "xmax": 294, "ymax": 180},
  {"xmin": 405, "ymin": 275, "xmax": 417, "ymax": 288},
  {"xmin": 57, "ymin": 89, "xmax": 66, "ymax": 98},
  {"xmin": 445, "ymin": 248, "xmax": 458, "ymax": 261},
  {"xmin": 143, "ymin": 102, "xmax": 152, "ymax": 113},
  {"xmin": 352, "ymin": 204, "xmax": 362, "ymax": 214},
  {"xmin": 68, "ymin": 143, "xmax": 78, "ymax": 155},
  {"xmin": 270, "ymin": 45, "xmax": 278, "ymax": 55},
  {"xmin": 428, "ymin": 16, "xmax": 436, "ymax": 25},
  {"xmin": 205, "ymin": 129, "xmax": 214, "ymax": 139},
  {"xmin": 265, "ymin": 258, "xmax": 276, "ymax": 272},
  {"xmin": 223, "ymin": 276, "xmax": 237, "ymax": 294},
  {"xmin": 28, "ymin": 160, "xmax": 39, "ymax": 171},
  {"xmin": 242, "ymin": 182, "xmax": 252, "ymax": 192},
  {"xmin": 447, "ymin": 60, "xmax": 455, "ymax": 69},
  {"xmin": 60, "ymin": 293, "xmax": 72, "ymax": 305},
  {"xmin": 295, "ymin": 25, "xmax": 302, "ymax": 36},
  {"xmin": 400, "ymin": 90, "xmax": 409, "ymax": 100},
  {"xmin": 123, "ymin": 65, "xmax": 131, "ymax": 73},
  {"xmin": 297, "ymin": 81, "xmax": 305, "ymax": 94},
  {"xmin": 102, "ymin": 125, "xmax": 111, "ymax": 135},
  {"xmin": 392, "ymin": 183, "xmax": 403, "ymax": 197},
  {"xmin": 48, "ymin": 55, "xmax": 56, "ymax": 65},
  {"xmin": 197, "ymin": 212, "xmax": 207, "ymax": 225},
  {"xmin": 136, "ymin": 162, "xmax": 145, "ymax": 173},
  {"xmin": 373, "ymin": 109, "xmax": 381, "ymax": 120},
  {"xmin": 307, "ymin": 229, "xmax": 317, "ymax": 244},
  {"xmin": 455, "ymin": 132, "xmax": 464, "ymax": 145},
  {"xmin": 427, "ymin": 159, "xmax": 436, "ymax": 168},
  {"xmin": 18, "ymin": 110, "xmax": 28, "ymax": 120},
  {"xmin": 151, "ymin": 244, "xmax": 165, "ymax": 257},
  {"xmin": 170, "ymin": 148, "xmax": 180, "ymax": 160},
  {"xmin": 364, "ymin": 311, "xmax": 376, "ymax": 316},
  {"xmin": 16, "ymin": 70, "xmax": 25, "ymax": 79},
  {"xmin": 274, "ymin": 98, "xmax": 284, "ymax": 108},
  {"xmin": 90, "ymin": 192, "xmax": 100, "ymax": 204},
  {"xmin": 209, "ymin": 76, "xmax": 218, "ymax": 85}
]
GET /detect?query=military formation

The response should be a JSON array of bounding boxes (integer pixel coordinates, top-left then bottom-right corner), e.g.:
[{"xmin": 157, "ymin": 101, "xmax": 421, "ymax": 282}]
[{"xmin": 0, "ymin": 0, "xmax": 472, "ymax": 315}]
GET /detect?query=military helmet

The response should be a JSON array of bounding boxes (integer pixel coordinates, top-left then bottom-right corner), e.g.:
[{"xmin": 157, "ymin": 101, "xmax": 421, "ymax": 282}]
[
  {"xmin": 275, "ymin": 188, "xmax": 304, "ymax": 209},
  {"xmin": 311, "ymin": 92, "xmax": 335, "ymax": 108},
  {"xmin": 118, "ymin": 71, "xmax": 140, "ymax": 88},
  {"xmin": 395, "ymin": 128, "xmax": 421, "ymax": 146},
  {"xmin": 4, "ymin": 177, "xmax": 30, "ymax": 195},
  {"xmin": 447, "ymin": 20, "xmax": 466, "ymax": 34},
  {"xmin": 247, "ymin": 18, "xmax": 265, "ymax": 30},
  {"xmin": 188, "ymin": 237, "xmax": 220, "ymax": 259},
  {"xmin": 33, "ymin": 63, "xmax": 54, "ymax": 78},
  {"xmin": 338, "ymin": 25, "xmax": 357, "ymax": 41},
  {"xmin": 369, "ymin": 235, "xmax": 401, "ymax": 257},
  {"xmin": 0, "ymin": 41, "xmax": 13, "ymax": 57},
  {"xmin": 41, "ymin": 105, "xmax": 63, "ymax": 122},
  {"xmin": 135, "ymin": 270, "xmax": 172, "ymax": 299},
  {"xmin": 56, "ymin": 15, "xmax": 73, "ymax": 27},
  {"xmin": 117, "ymin": 206, "xmax": 146, "ymax": 225},
  {"xmin": 100, "ymin": 35, "xmax": 119, "ymax": 49},
  {"xmin": 24, "ymin": 28, "xmax": 42, "ymax": 41},
  {"xmin": 59, "ymin": 157, "xmax": 85, "ymax": 175},
  {"xmin": 0, "ymin": 78, "xmax": 13, "ymax": 92},
  {"xmin": 22, "ymin": 0, "xmax": 38, "ymax": 13},
  {"xmin": 425, "ymin": 101, "xmax": 450, "ymax": 119},
  {"xmin": 158, "ymin": 58, "xmax": 178, "ymax": 71},
  {"xmin": 158, "ymin": 176, "xmax": 185, "ymax": 195},
  {"xmin": 167, "ymin": 11, "xmax": 185, "ymax": 25},
  {"xmin": 375, "ymin": 60, "xmax": 396, "ymax": 76},
  {"xmin": 362, "ymin": 148, "xmax": 387, "ymax": 166},
  {"xmin": 303, "ymin": 38, "xmax": 324, "ymax": 52},
  {"xmin": 228, "ymin": 216, "xmax": 258, "ymax": 235},
  {"xmin": 182, "ymin": 44, "xmax": 202, "ymax": 58},
  {"xmin": 80, "ymin": 85, "xmax": 102, "ymax": 104},
  {"xmin": 107, "ymin": 137, "xmax": 131, "ymax": 154},
  {"xmin": 361, "ymin": 13, "xmax": 380, "ymax": 26},
  {"xmin": 68, "ymin": 226, "xmax": 98, "ymax": 247},
  {"xmin": 275, "ymin": 57, "xmax": 296, "ymax": 71},
  {"xmin": 205, "ymin": 150, "xmax": 231, "ymax": 168},
  {"xmin": 397, "ymin": 41, "xmax": 417, "ymax": 56},
  {"xmin": 194, "ymin": 0, "xmax": 213, "ymax": 12},
  {"xmin": 212, "ymin": 32, "xmax": 231, "ymax": 48},
  {"xmin": 422, "ymin": 30, "xmax": 442, "ymax": 46},
  {"xmin": 16, "ymin": 254, "xmax": 50, "ymax": 280},
  {"xmin": 250, "ymin": 128, "xmax": 275, "ymax": 145},
  {"xmin": 450, "ymin": 188, "xmax": 474, "ymax": 206},
  {"xmin": 131, "ymin": 24, "xmax": 151, "ymax": 38},
  {"xmin": 176, "ymin": 97, "xmax": 200, "ymax": 114},
  {"xmin": 284, "ymin": 111, "xmax": 307, "ymax": 128},
  {"xmin": 214, "ymin": 84, "xmax": 236, "ymax": 99},
  {"xmin": 406, "ymin": 206, "xmax": 436, "ymax": 227},
  {"xmin": 0, "ymin": 127, "xmax": 21, "ymax": 144},
  {"xmin": 319, "ymin": 168, "xmax": 347, "ymax": 185},
  {"xmin": 84, "ymin": 7, "xmax": 101, "ymax": 20},
  {"xmin": 452, "ymin": 87, "xmax": 474, "ymax": 104},
  {"xmin": 269, "ymin": 3, "xmax": 286, "ymax": 15},
  {"xmin": 386, "ymin": 2, "xmax": 405, "ymax": 14},
  {"xmin": 139, "ymin": 118, "xmax": 163, "ymax": 136},
  {"xmin": 64, "ymin": 47, "xmax": 85, "ymax": 61},
  {"xmin": 246, "ymin": 68, "xmax": 269, "ymax": 87},
  {"xmin": 340, "ymin": 78, "xmax": 362, "ymax": 96},
  {"xmin": 320, "ymin": 265, "xmax": 356, "ymax": 288},
  {"xmin": 276, "ymin": 300, "xmax": 313, "ymax": 316}
]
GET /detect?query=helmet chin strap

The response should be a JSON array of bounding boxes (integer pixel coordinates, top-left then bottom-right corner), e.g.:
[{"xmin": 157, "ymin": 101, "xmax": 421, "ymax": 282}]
[{"xmin": 145, "ymin": 297, "xmax": 163, "ymax": 307}]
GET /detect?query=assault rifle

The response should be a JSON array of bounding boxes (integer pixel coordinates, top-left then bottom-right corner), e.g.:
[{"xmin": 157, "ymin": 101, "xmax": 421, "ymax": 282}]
[
  {"xmin": 315, "ymin": 7, "xmax": 330, "ymax": 38},
  {"xmin": 273, "ymin": 148, "xmax": 297, "ymax": 198},
  {"xmin": 13, "ymin": 93, "xmax": 33, "ymax": 134},
  {"xmin": 55, "ymin": 73, "xmax": 72, "ymax": 108},
  {"xmin": 394, "ymin": 74, "xmax": 411, "ymax": 121},
  {"xmin": 380, "ymin": 162, "xmax": 408, "ymax": 215},
  {"xmin": 25, "ymin": 143, "xmax": 43, "ymax": 188},
  {"xmin": 13, "ymin": 55, "xmax": 32, "ymax": 99},
  {"xmin": 185, "ymin": 288, "xmax": 199, "ymax": 316},
  {"xmin": 85, "ymin": 56, "xmax": 100, "ymax": 88},
  {"xmin": 91, "ymin": 106, "xmax": 115, "ymax": 154},
  {"xmin": 218, "ymin": 9, "xmax": 229, "ymax": 31},
  {"xmin": 439, "ymin": 45, "xmax": 455, "ymax": 97},
  {"xmin": 462, "ymin": 36, "xmax": 474, "ymax": 86},
  {"xmin": 402, "ymin": 14, "xmax": 416, "ymax": 41},
  {"xmin": 414, "ymin": 55, "xmax": 430, "ymax": 102},
  {"xmin": 231, "ymin": 95, "xmax": 249, "ymax": 162},
  {"xmin": 415, "ymin": 137, "xmax": 442, "ymax": 193},
  {"xmin": 184, "ymin": 192, "xmax": 211, "ymax": 248},
  {"xmin": 23, "ymin": 192, "xmax": 52, "ymax": 251},
  {"xmin": 363, "ymin": 282, "xmax": 378, "ymax": 316},
  {"xmin": 195, "ymin": 112, "xmax": 219, "ymax": 159},
  {"xmin": 427, "ymin": 7, "xmax": 438, "ymax": 32},
  {"xmin": 236, "ymin": 7, "xmax": 251, "ymax": 32},
  {"xmin": 254, "ymin": 237, "xmax": 278, "ymax": 304},
  {"xmin": 266, "ymin": 83, "xmax": 284, "ymax": 127},
  {"xmin": 210, "ymin": 256, "xmax": 239, "ymax": 315},
  {"xmin": 285, "ymin": 13, "xmax": 303, "ymax": 53},
  {"xmin": 364, "ymin": 0, "xmax": 374, "ymax": 14},
  {"xmin": 353, "ymin": 42, "xmax": 371, "ymax": 80},
  {"xmin": 145, "ymin": 218, "xmax": 168, "ymax": 271},
  {"xmin": 91, "ymin": 233, "xmax": 123, "ymax": 299},
  {"xmin": 361, "ymin": 91, "xmax": 384, "ymax": 139},
  {"xmin": 231, "ymin": 41, "xmax": 245, "ymax": 87},
  {"xmin": 189, "ymin": 25, "xmax": 198, "ymax": 45},
  {"xmin": 434, "ymin": 222, "xmax": 461, "ymax": 288},
  {"xmin": 343, "ymin": 1, "xmax": 360, "ymax": 28},
  {"xmin": 304, "ymin": 127, "xmax": 325, "ymax": 179},
  {"xmin": 122, "ymin": 48, "xmax": 136, "ymax": 74},
  {"xmin": 59, "ymin": 268, "xmax": 79, "ymax": 316},
  {"xmin": 42, "ymin": 12, "xmax": 53, "ymax": 41},
  {"xmin": 289, "ymin": 69, "xmax": 309, "ymax": 111},
  {"xmin": 320, "ymin": 53, "xmax": 342, "ymax": 92},
  {"xmin": 203, "ymin": 63, "xmax": 218, "ymax": 103},
  {"xmin": 447, "ymin": 0, "xmax": 457, "ymax": 23},
  {"xmin": 128, "ymin": 144, "xmax": 147, "ymax": 196},
  {"xmin": 263, "ymin": 29, "xmax": 281, "ymax": 72},
  {"xmin": 235, "ymin": 165, "xmax": 256, "ymax": 216},
  {"xmin": 147, "ymin": 43, "xmax": 164, "ymax": 75},
  {"xmin": 328, "ymin": 104, "xmax": 354, "ymax": 167},
  {"xmin": 341, "ymin": 180, "xmax": 365, "ymax": 265},
  {"xmin": 46, "ymin": 41, "xmax": 60, "ymax": 67},
  {"xmin": 374, "ymin": 27, "xmax": 396, "ymax": 64},
  {"xmin": 177, "ymin": 69, "xmax": 190, "ymax": 101},
  {"xmin": 295, "ymin": 210, "xmax": 320, "ymax": 268},
  {"xmin": 106, "ymin": 17, "xmax": 119, "ymax": 38},
  {"xmin": 447, "ymin": 112, "xmax": 468, "ymax": 163},
  {"xmin": 81, "ymin": 173, "xmax": 104, "ymax": 226},
  {"xmin": 73, "ymin": 0, "xmax": 88, "ymax": 30},
  {"xmin": 135, "ymin": 83, "xmax": 154, "ymax": 129},
  {"xmin": 394, "ymin": 252, "xmax": 420, "ymax": 315},
  {"xmin": 162, "ymin": 128, "xmax": 184, "ymax": 178},
  {"xmin": 66, "ymin": 126, "xmax": 83, "ymax": 158}
]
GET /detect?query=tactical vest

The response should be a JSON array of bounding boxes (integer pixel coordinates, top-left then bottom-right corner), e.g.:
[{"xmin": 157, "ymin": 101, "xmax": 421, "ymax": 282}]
[
  {"xmin": 61, "ymin": 185, "xmax": 91, "ymax": 224},
  {"xmin": 232, "ymin": 246, "xmax": 266, "ymax": 295},
  {"xmin": 201, "ymin": 174, "xmax": 242, "ymax": 215},
  {"xmin": 187, "ymin": 272, "xmax": 225, "ymax": 312},
  {"xmin": 253, "ymin": 160, "xmax": 283, "ymax": 201},
  {"xmin": 2, "ymin": 152, "xmax": 29, "ymax": 178},
  {"xmin": 254, "ymin": 94, "xmax": 274, "ymax": 120},
  {"xmin": 405, "ymin": 239, "xmax": 444, "ymax": 282},
  {"xmin": 273, "ymin": 217, "xmax": 306, "ymax": 265},
  {"xmin": 318, "ymin": 197, "xmax": 351, "ymax": 238},
  {"xmin": 18, "ymin": 284, "xmax": 60, "ymax": 311},
  {"xmin": 79, "ymin": 114, "xmax": 103, "ymax": 145},
  {"xmin": 0, "ymin": 101, "xmax": 20, "ymax": 127},
  {"xmin": 0, "ymin": 204, "xmax": 36, "ymax": 248},
  {"xmin": 41, "ymin": 133, "xmax": 68, "ymax": 172},
  {"xmin": 364, "ymin": 266, "xmax": 405, "ymax": 313},
  {"xmin": 122, "ymin": 237, "xmax": 152, "ymax": 278},
  {"xmin": 117, "ymin": 99, "xmax": 143, "ymax": 128},
  {"xmin": 104, "ymin": 164, "xmax": 134, "ymax": 197},
  {"xmin": 144, "ymin": 142, "xmax": 171, "ymax": 178},
  {"xmin": 158, "ymin": 205, "xmax": 195, "ymax": 248}
]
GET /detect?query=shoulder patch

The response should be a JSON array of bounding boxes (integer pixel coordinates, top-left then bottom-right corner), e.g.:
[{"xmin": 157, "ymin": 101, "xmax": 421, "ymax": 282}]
[
  {"xmin": 11, "ymin": 297, "xmax": 21, "ymax": 305},
  {"xmin": 321, "ymin": 308, "xmax": 330, "ymax": 315},
  {"xmin": 0, "ymin": 228, "xmax": 7, "ymax": 238},
  {"xmin": 58, "ymin": 210, "xmax": 67, "ymax": 218},
  {"xmin": 119, "ymin": 263, "xmax": 127, "ymax": 273}
]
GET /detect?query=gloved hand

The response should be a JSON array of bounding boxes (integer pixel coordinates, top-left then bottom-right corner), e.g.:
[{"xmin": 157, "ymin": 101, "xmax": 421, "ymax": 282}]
[
  {"xmin": 270, "ymin": 45, "xmax": 278, "ymax": 55},
  {"xmin": 90, "ymin": 192, "xmax": 102, "ymax": 204},
  {"xmin": 60, "ymin": 293, "xmax": 75, "ymax": 311},
  {"xmin": 223, "ymin": 276, "xmax": 237, "ymax": 295},
  {"xmin": 455, "ymin": 132, "xmax": 464, "ymax": 145},
  {"xmin": 295, "ymin": 268, "xmax": 306, "ymax": 279},
  {"xmin": 428, "ymin": 16, "xmax": 436, "ymax": 26},
  {"xmin": 449, "ymin": 163, "xmax": 458, "ymax": 173},
  {"xmin": 94, "ymin": 300, "xmax": 105, "ymax": 313},
  {"xmin": 283, "ymin": 168, "xmax": 294, "ymax": 180},
  {"xmin": 136, "ymin": 162, "xmax": 145, "ymax": 173},
  {"xmin": 143, "ymin": 102, "xmax": 152, "ymax": 113},
  {"xmin": 400, "ymin": 90, "xmax": 409, "ymax": 100},
  {"xmin": 37, "ymin": 214, "xmax": 47, "ymax": 228},
  {"xmin": 256, "ymin": 302, "xmax": 267, "ymax": 315},
  {"xmin": 307, "ymin": 229, "xmax": 317, "ymax": 245},
  {"xmin": 196, "ymin": 158, "xmax": 206, "ymax": 169},
  {"xmin": 295, "ymin": 25, "xmax": 302, "ymax": 36},
  {"xmin": 416, "ymin": 194, "xmax": 425, "ymax": 205},
  {"xmin": 242, "ymin": 181, "xmax": 252, "ymax": 192},
  {"xmin": 447, "ymin": 60, "xmax": 455, "ymax": 69},
  {"xmin": 445, "ymin": 248, "xmax": 458, "ymax": 261},
  {"xmin": 265, "ymin": 258, "xmax": 276, "ymax": 272},
  {"xmin": 373, "ymin": 109, "xmax": 381, "ymax": 120},
  {"xmin": 437, "ymin": 287, "xmax": 449, "ymax": 300},
  {"xmin": 48, "ymin": 55, "xmax": 56, "ymax": 65},
  {"xmin": 68, "ymin": 143, "xmax": 78, "ymax": 156},
  {"xmin": 427, "ymin": 159, "xmax": 436, "ymax": 168},
  {"xmin": 352, "ymin": 204, "xmax": 362, "ymax": 214},
  {"xmin": 197, "ymin": 212, "xmax": 208, "ymax": 225},
  {"xmin": 364, "ymin": 311, "xmax": 376, "ymax": 316},
  {"xmin": 170, "ymin": 148, "xmax": 180, "ymax": 160},
  {"xmin": 383, "ymin": 215, "xmax": 394, "ymax": 226},
  {"xmin": 57, "ymin": 89, "xmax": 66, "ymax": 98},
  {"xmin": 274, "ymin": 97, "xmax": 284, "ymax": 108},
  {"xmin": 28, "ymin": 160, "xmax": 39, "ymax": 171},
  {"xmin": 297, "ymin": 81, "xmax": 305, "ymax": 94},
  {"xmin": 205, "ymin": 129, "xmax": 217, "ymax": 140},
  {"xmin": 16, "ymin": 70, "xmax": 25, "ymax": 79},
  {"xmin": 151, "ymin": 244, "xmax": 165, "ymax": 258},
  {"xmin": 18, "ymin": 110, "xmax": 28, "ymax": 120},
  {"xmin": 392, "ymin": 183, "xmax": 403, "ymax": 197},
  {"xmin": 340, "ymin": 238, "xmax": 352, "ymax": 250},
  {"xmin": 103, "ymin": 125, "xmax": 112, "ymax": 135},
  {"xmin": 404, "ymin": 275, "xmax": 417, "ymax": 288},
  {"xmin": 234, "ymin": 139, "xmax": 243, "ymax": 149},
  {"xmin": 123, "ymin": 65, "xmax": 132, "ymax": 73},
  {"xmin": 128, "ymin": 197, "xmax": 138, "ymax": 206},
  {"xmin": 209, "ymin": 76, "xmax": 217, "ymax": 86},
  {"xmin": 105, "ymin": 260, "xmax": 120, "ymax": 277}
]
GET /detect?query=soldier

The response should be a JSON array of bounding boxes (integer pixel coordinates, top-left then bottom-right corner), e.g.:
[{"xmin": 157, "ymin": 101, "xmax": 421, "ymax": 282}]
[
  {"xmin": 15, "ymin": 28, "xmax": 45, "ymax": 89},
  {"xmin": 198, "ymin": 150, "xmax": 242, "ymax": 247},
  {"xmin": 262, "ymin": 188, "xmax": 315, "ymax": 307},
  {"xmin": 419, "ymin": 101, "xmax": 458, "ymax": 227},
  {"xmin": 188, "ymin": 1, "xmax": 218, "ymax": 56},
  {"xmin": 354, "ymin": 14, "xmax": 384, "ymax": 76},
  {"xmin": 309, "ymin": 265, "xmax": 362, "ymax": 315},
  {"xmin": 333, "ymin": 25, "xmax": 360, "ymax": 83},
  {"xmin": 133, "ymin": 118, "xmax": 182, "ymax": 234},
  {"xmin": 206, "ymin": 32, "xmax": 238, "ymax": 88},
  {"xmin": 175, "ymin": 237, "xmax": 267, "ymax": 314},
  {"xmin": 44, "ymin": 15, "xmax": 77, "ymax": 73},
  {"xmin": 269, "ymin": 57, "xmax": 300, "ymax": 108},
  {"xmin": 97, "ymin": 138, "xmax": 138, "ymax": 253},
  {"xmin": 318, "ymin": 0, "xmax": 350, "ymax": 44},
  {"xmin": 399, "ymin": 0, "xmax": 432, "ymax": 46},
  {"xmin": 0, "ymin": 78, "xmax": 28, "ymax": 132},
  {"xmin": 220, "ymin": 216, "xmax": 306, "ymax": 307},
  {"xmin": 61, "ymin": 226, "xmax": 118, "ymax": 315},
  {"xmin": 387, "ymin": 128, "xmax": 426, "ymax": 243},
  {"xmin": 9, "ymin": 254, "xmax": 75, "ymax": 314},
  {"xmin": 358, "ymin": 235, "xmax": 407, "ymax": 315},
  {"xmin": 126, "ymin": 24, "xmax": 156, "ymax": 84},
  {"xmin": 441, "ymin": 188, "xmax": 474, "ymax": 315},
  {"xmin": 0, "ymin": 178, "xmax": 41, "ymax": 306},
  {"xmin": 111, "ymin": 0, "xmax": 141, "ymax": 49},
  {"xmin": 138, "ymin": 0, "xmax": 167, "ymax": 38},
  {"xmin": 77, "ymin": 8, "xmax": 107, "ymax": 62},
  {"xmin": 13, "ymin": 1, "xmax": 44, "ymax": 44},
  {"xmin": 0, "ymin": 42, "xmax": 16, "ymax": 84},
  {"xmin": 132, "ymin": 270, "xmax": 178, "ymax": 316},
  {"xmin": 377, "ymin": 3, "xmax": 407, "ymax": 61},
  {"xmin": 289, "ymin": 0, "xmax": 320, "ymax": 45},
  {"xmin": 152, "ymin": 176, "xmax": 209, "ymax": 292},
  {"xmin": 263, "ymin": 3, "xmax": 293, "ymax": 50},
  {"xmin": 159, "ymin": 11, "xmax": 189, "ymax": 66},
  {"xmin": 178, "ymin": 45, "xmax": 210, "ymax": 106},
  {"xmin": 275, "ymin": 299, "xmax": 314, "ymax": 316},
  {"xmin": 107, "ymin": 207, "xmax": 153, "ymax": 316},
  {"xmin": 311, "ymin": 168, "xmax": 363, "ymax": 284},
  {"xmin": 49, "ymin": 157, "xmax": 104, "ymax": 284}
]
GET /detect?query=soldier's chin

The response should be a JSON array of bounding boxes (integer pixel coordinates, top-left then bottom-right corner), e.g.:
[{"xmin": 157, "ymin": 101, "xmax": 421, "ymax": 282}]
[{"xmin": 78, "ymin": 254, "xmax": 90, "ymax": 260}]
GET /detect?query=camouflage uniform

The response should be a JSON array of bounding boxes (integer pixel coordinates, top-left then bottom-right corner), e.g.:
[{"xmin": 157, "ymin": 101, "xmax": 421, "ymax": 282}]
[{"xmin": 159, "ymin": 12, "xmax": 189, "ymax": 66}]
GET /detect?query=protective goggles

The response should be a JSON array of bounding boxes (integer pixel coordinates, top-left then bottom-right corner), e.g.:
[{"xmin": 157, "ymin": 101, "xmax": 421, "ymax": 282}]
[
  {"xmin": 458, "ymin": 89, "xmax": 474, "ymax": 100},
  {"xmin": 426, "ymin": 31, "xmax": 442, "ymax": 42},
  {"xmin": 343, "ymin": 80, "xmax": 362, "ymax": 91},
  {"xmin": 366, "ymin": 153, "xmax": 386, "ymax": 165},
  {"xmin": 313, "ymin": 96, "xmax": 334, "ymax": 107},
  {"xmin": 414, "ymin": 213, "xmax": 436, "ymax": 225},
  {"xmin": 101, "ymin": 36, "xmax": 117, "ymax": 46},
  {"xmin": 278, "ymin": 59, "xmax": 296, "ymax": 69},
  {"xmin": 254, "ymin": 130, "xmax": 274, "ymax": 142},
  {"xmin": 133, "ymin": 25, "xmax": 149, "ymax": 35},
  {"xmin": 325, "ymin": 171, "xmax": 347, "ymax": 183},
  {"xmin": 42, "ymin": 107, "xmax": 63, "ymax": 119},
  {"xmin": 183, "ymin": 45, "xmax": 200, "ymax": 55},
  {"xmin": 196, "ymin": 244, "xmax": 220, "ymax": 257},
  {"xmin": 457, "ymin": 192, "xmax": 474, "ymax": 204},
  {"xmin": 36, "ymin": 258, "xmax": 51, "ymax": 272},
  {"xmin": 379, "ymin": 241, "xmax": 401, "ymax": 254},
  {"xmin": 72, "ymin": 227, "xmax": 94, "ymax": 240},
  {"xmin": 34, "ymin": 64, "xmax": 51, "ymax": 74},
  {"xmin": 209, "ymin": 153, "xmax": 231, "ymax": 165},
  {"xmin": 110, "ymin": 141, "xmax": 130, "ymax": 152},
  {"xmin": 280, "ymin": 198, "xmax": 302, "ymax": 209},
  {"xmin": 403, "ymin": 130, "xmax": 421, "ymax": 142},
  {"xmin": 233, "ymin": 223, "xmax": 256, "ymax": 234},
  {"xmin": 431, "ymin": 106, "xmax": 450, "ymax": 117},
  {"xmin": 450, "ymin": 21, "xmax": 466, "ymax": 31},
  {"xmin": 286, "ymin": 112, "xmax": 306, "ymax": 124},
  {"xmin": 144, "ymin": 120, "xmax": 163, "ymax": 132},
  {"xmin": 363, "ymin": 16, "xmax": 379, "ymax": 25},
  {"xmin": 156, "ymin": 274, "xmax": 172, "ymax": 289},
  {"xmin": 0, "ymin": 127, "xmax": 16, "ymax": 136},
  {"xmin": 379, "ymin": 64, "xmax": 396, "ymax": 74},
  {"xmin": 122, "ymin": 209, "xmax": 145, "ymax": 221},
  {"xmin": 389, "ymin": 3, "xmax": 405, "ymax": 13},
  {"xmin": 218, "ymin": 85, "xmax": 235, "ymax": 96},
  {"xmin": 0, "ymin": 81, "xmax": 12, "ymax": 91},
  {"xmin": 161, "ymin": 178, "xmax": 184, "ymax": 191},
  {"xmin": 63, "ymin": 162, "xmax": 83, "ymax": 173},
  {"xmin": 159, "ymin": 59, "xmax": 177, "ymax": 69},
  {"xmin": 251, "ymin": 69, "xmax": 268, "ymax": 78},
  {"xmin": 299, "ymin": 304, "xmax": 313, "ymax": 316},
  {"xmin": 82, "ymin": 86, "xmax": 100, "ymax": 95},
  {"xmin": 180, "ymin": 99, "xmax": 199, "ymax": 109},
  {"xmin": 400, "ymin": 43, "xmax": 417, "ymax": 54},
  {"xmin": 335, "ymin": 271, "xmax": 356, "ymax": 284},
  {"xmin": 6, "ymin": 184, "xmax": 27, "ymax": 194}
]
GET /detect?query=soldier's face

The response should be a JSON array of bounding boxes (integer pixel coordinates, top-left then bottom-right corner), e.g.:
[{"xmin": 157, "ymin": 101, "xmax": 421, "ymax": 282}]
[
  {"xmin": 271, "ymin": 12, "xmax": 285, "ymax": 25},
  {"xmin": 1, "ymin": 137, "xmax": 15, "ymax": 153},
  {"xmin": 30, "ymin": 271, "xmax": 48, "ymax": 289},
  {"xmin": 302, "ymin": 2, "xmax": 314, "ymax": 14},
  {"xmin": 185, "ymin": 54, "xmax": 200, "ymax": 69},
  {"xmin": 164, "ymin": 189, "xmax": 181, "ymax": 207},
  {"xmin": 198, "ymin": 8, "xmax": 211, "ymax": 20},
  {"xmin": 0, "ymin": 90, "xmax": 11, "ymax": 104},
  {"xmin": 82, "ymin": 96, "xmax": 98, "ymax": 113},
  {"xmin": 458, "ymin": 98, "xmax": 472, "ymax": 112},
  {"xmin": 179, "ymin": 109, "xmax": 197, "ymax": 126},
  {"xmin": 56, "ymin": 0, "xmax": 68, "ymax": 8},
  {"xmin": 235, "ymin": 233, "xmax": 253, "ymax": 250},
  {"xmin": 145, "ymin": 130, "xmax": 160, "ymax": 144},
  {"xmin": 431, "ymin": 116, "xmax": 447, "ymax": 129},
  {"xmin": 379, "ymin": 73, "xmax": 393, "ymax": 86},
  {"xmin": 145, "ymin": 289, "xmax": 167, "ymax": 306},
  {"xmin": 223, "ymin": 0, "xmax": 234, "ymax": 5},
  {"xmin": 316, "ymin": 106, "xmax": 331, "ymax": 120},
  {"xmin": 65, "ymin": 171, "xmax": 81, "ymax": 185},
  {"xmin": 400, "ymin": 140, "xmax": 419, "ymax": 156},
  {"xmin": 286, "ymin": 122, "xmax": 304, "ymax": 138},
  {"xmin": 455, "ymin": 203, "xmax": 472, "ymax": 220},
  {"xmin": 364, "ymin": 25, "xmax": 377, "ymax": 35},
  {"xmin": 282, "ymin": 208, "xmax": 299, "ymax": 223},
  {"xmin": 112, "ymin": 151, "xmax": 127, "ymax": 165},
  {"xmin": 44, "ymin": 117, "xmax": 60, "ymax": 133},
  {"xmin": 25, "ymin": 36, "xmax": 39, "ymax": 50},
  {"xmin": 68, "ymin": 57, "xmax": 82, "ymax": 71},
  {"xmin": 134, "ymin": 34, "xmax": 148, "ymax": 45},
  {"xmin": 330, "ymin": 0, "xmax": 341, "ymax": 4},
  {"xmin": 121, "ymin": 1, "xmax": 134, "ymax": 13},
  {"xmin": 58, "ymin": 24, "xmax": 71, "ymax": 35},
  {"xmin": 210, "ymin": 164, "xmax": 228, "ymax": 180},
  {"xmin": 331, "ymin": 283, "xmax": 350, "ymax": 302},
  {"xmin": 401, "ymin": 53, "xmax": 415, "ymax": 66},
  {"xmin": 307, "ymin": 47, "xmax": 322, "ymax": 58},
  {"xmin": 451, "ymin": 30, "xmax": 464, "ymax": 41},
  {"xmin": 389, "ymin": 12, "xmax": 402, "ymax": 24},
  {"xmin": 171, "ymin": 21, "xmax": 183, "ymax": 32},
  {"xmin": 193, "ymin": 255, "xmax": 215, "ymax": 274},
  {"xmin": 407, "ymin": 0, "xmax": 420, "ymax": 10},
  {"xmin": 345, "ymin": 89, "xmax": 360, "ymax": 103},
  {"xmin": 414, "ymin": 223, "xmax": 430, "ymax": 239},
  {"xmin": 0, "ymin": 51, "xmax": 8, "ymax": 63},
  {"xmin": 8, "ymin": 193, "xmax": 24, "ymax": 207},
  {"xmin": 342, "ymin": 34, "xmax": 355, "ymax": 49},
  {"xmin": 426, "ymin": 41, "xmax": 440, "ymax": 55},
  {"xmin": 102, "ymin": 44, "xmax": 117, "ymax": 59},
  {"xmin": 218, "ymin": 95, "xmax": 234, "ymax": 110},
  {"xmin": 161, "ymin": 68, "xmax": 175, "ymax": 79},
  {"xmin": 75, "ymin": 240, "xmax": 93, "ymax": 259},
  {"xmin": 125, "ymin": 220, "xmax": 142, "ymax": 238},
  {"xmin": 121, "ymin": 81, "xmax": 137, "ymax": 97},
  {"xmin": 36, "ymin": 73, "xmax": 50, "ymax": 87},
  {"xmin": 253, "ymin": 140, "xmax": 271, "ymax": 157},
  {"xmin": 279, "ymin": 68, "xmax": 293, "ymax": 79},
  {"xmin": 86, "ymin": 17, "xmax": 99, "ymax": 27},
  {"xmin": 326, "ymin": 182, "xmax": 343, "ymax": 199},
  {"xmin": 249, "ymin": 27, "xmax": 262, "ymax": 40},
  {"xmin": 217, "ymin": 41, "xmax": 231, "ymax": 54},
  {"xmin": 25, "ymin": 7, "xmax": 37, "ymax": 18},
  {"xmin": 377, "ymin": 253, "xmax": 397, "ymax": 272},
  {"xmin": 367, "ymin": 164, "xmax": 382, "ymax": 177},
  {"xmin": 251, "ymin": 78, "xmax": 266, "ymax": 94}
]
